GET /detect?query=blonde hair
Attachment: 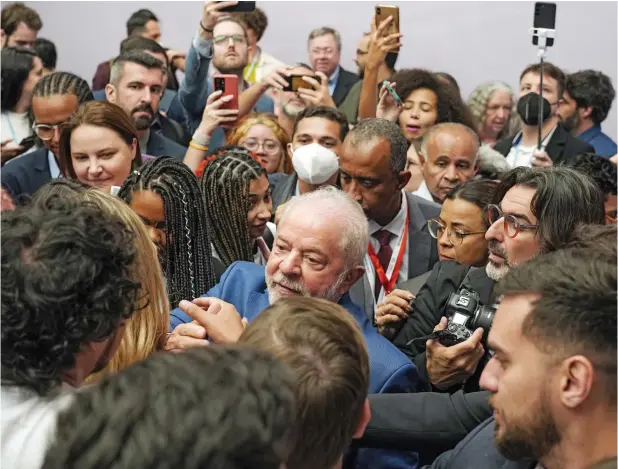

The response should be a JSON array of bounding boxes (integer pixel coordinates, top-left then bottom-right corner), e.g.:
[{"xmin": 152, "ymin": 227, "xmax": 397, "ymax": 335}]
[
  {"xmin": 227, "ymin": 113, "xmax": 294, "ymax": 175},
  {"xmin": 467, "ymin": 81, "xmax": 521, "ymax": 140},
  {"xmin": 83, "ymin": 190, "xmax": 169, "ymax": 383}
]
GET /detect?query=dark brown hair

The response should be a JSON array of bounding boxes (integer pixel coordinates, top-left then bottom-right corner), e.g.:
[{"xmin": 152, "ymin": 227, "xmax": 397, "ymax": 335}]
[
  {"xmin": 239, "ymin": 297, "xmax": 369, "ymax": 469},
  {"xmin": 235, "ymin": 7, "xmax": 268, "ymax": 41},
  {"xmin": 519, "ymin": 61, "xmax": 566, "ymax": 99},
  {"xmin": 1, "ymin": 2, "xmax": 42, "ymax": 36},
  {"xmin": 58, "ymin": 101, "xmax": 143, "ymax": 180}
]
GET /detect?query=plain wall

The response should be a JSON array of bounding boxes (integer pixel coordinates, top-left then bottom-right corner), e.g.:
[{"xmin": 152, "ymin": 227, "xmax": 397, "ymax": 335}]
[{"xmin": 25, "ymin": 1, "xmax": 617, "ymax": 139}]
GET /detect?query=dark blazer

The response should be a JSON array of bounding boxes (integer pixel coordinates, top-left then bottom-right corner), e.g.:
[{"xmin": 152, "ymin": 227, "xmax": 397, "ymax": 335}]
[
  {"xmin": 357, "ymin": 390, "xmax": 492, "ymax": 464},
  {"xmin": 146, "ymin": 131, "xmax": 187, "ymax": 161},
  {"xmin": 424, "ymin": 417, "xmax": 534, "ymax": 469},
  {"xmin": 393, "ymin": 262, "xmax": 495, "ymax": 392},
  {"xmin": 332, "ymin": 66, "xmax": 360, "ymax": 107},
  {"xmin": 494, "ymin": 123, "xmax": 594, "ymax": 165},
  {"xmin": 350, "ymin": 192, "xmax": 441, "ymax": 321},
  {"xmin": 271, "ymin": 173, "xmax": 297, "ymax": 213},
  {"xmin": 1, "ymin": 148, "xmax": 52, "ymax": 203}
]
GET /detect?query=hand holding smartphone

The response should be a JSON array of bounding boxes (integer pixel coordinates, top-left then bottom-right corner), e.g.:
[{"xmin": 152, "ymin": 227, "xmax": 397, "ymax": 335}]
[
  {"xmin": 375, "ymin": 4, "xmax": 400, "ymax": 37},
  {"xmin": 282, "ymin": 74, "xmax": 322, "ymax": 93}
]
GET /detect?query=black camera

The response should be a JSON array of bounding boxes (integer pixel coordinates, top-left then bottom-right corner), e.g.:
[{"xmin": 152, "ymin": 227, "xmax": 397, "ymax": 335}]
[{"xmin": 438, "ymin": 288, "xmax": 496, "ymax": 346}]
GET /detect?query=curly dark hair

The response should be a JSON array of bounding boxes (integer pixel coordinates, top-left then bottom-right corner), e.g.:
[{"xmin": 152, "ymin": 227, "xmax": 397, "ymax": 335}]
[
  {"xmin": 565, "ymin": 70, "xmax": 616, "ymax": 125},
  {"xmin": 569, "ymin": 153, "xmax": 617, "ymax": 198},
  {"xmin": 391, "ymin": 68, "xmax": 477, "ymax": 132},
  {"xmin": 1, "ymin": 196, "xmax": 141, "ymax": 396},
  {"xmin": 42, "ymin": 346, "xmax": 297, "ymax": 469}
]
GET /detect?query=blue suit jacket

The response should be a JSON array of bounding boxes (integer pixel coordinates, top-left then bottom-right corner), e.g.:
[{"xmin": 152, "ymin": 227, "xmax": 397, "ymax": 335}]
[
  {"xmin": 170, "ymin": 261, "xmax": 419, "ymax": 469},
  {"xmin": 1, "ymin": 148, "xmax": 52, "ymax": 203}
]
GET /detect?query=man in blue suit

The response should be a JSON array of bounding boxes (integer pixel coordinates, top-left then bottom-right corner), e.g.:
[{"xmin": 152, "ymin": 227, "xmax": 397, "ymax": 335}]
[{"xmin": 168, "ymin": 186, "xmax": 420, "ymax": 468}]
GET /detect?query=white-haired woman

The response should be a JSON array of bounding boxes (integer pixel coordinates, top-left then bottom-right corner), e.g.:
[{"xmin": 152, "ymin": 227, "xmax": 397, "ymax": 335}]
[{"xmin": 467, "ymin": 81, "xmax": 520, "ymax": 147}]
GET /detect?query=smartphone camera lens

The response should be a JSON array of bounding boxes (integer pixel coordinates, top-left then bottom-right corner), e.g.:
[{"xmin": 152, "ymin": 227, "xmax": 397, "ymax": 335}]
[{"xmin": 376, "ymin": 7, "xmax": 381, "ymax": 14}]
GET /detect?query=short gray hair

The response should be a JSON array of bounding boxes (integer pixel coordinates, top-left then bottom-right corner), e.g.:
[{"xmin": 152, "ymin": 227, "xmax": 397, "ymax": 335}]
[
  {"xmin": 348, "ymin": 118, "xmax": 408, "ymax": 174},
  {"xmin": 279, "ymin": 186, "xmax": 368, "ymax": 269},
  {"xmin": 307, "ymin": 27, "xmax": 342, "ymax": 52},
  {"xmin": 420, "ymin": 122, "xmax": 481, "ymax": 161},
  {"xmin": 109, "ymin": 50, "xmax": 164, "ymax": 86}
]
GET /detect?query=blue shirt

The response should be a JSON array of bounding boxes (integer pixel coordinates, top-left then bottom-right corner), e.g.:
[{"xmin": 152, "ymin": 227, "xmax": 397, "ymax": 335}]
[
  {"xmin": 577, "ymin": 124, "xmax": 617, "ymax": 158},
  {"xmin": 328, "ymin": 65, "xmax": 341, "ymax": 96}
]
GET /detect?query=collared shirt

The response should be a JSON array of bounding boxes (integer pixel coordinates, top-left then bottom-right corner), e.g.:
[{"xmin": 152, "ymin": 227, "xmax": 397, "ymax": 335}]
[
  {"xmin": 413, "ymin": 180, "xmax": 435, "ymax": 204},
  {"xmin": 364, "ymin": 191, "xmax": 410, "ymax": 308},
  {"xmin": 506, "ymin": 126, "xmax": 557, "ymax": 168},
  {"xmin": 328, "ymin": 65, "xmax": 341, "ymax": 96},
  {"xmin": 253, "ymin": 222, "xmax": 277, "ymax": 266},
  {"xmin": 48, "ymin": 150, "xmax": 60, "ymax": 179},
  {"xmin": 139, "ymin": 129, "xmax": 150, "ymax": 155},
  {"xmin": 294, "ymin": 181, "xmax": 301, "ymax": 197},
  {"xmin": 577, "ymin": 124, "xmax": 617, "ymax": 158}
]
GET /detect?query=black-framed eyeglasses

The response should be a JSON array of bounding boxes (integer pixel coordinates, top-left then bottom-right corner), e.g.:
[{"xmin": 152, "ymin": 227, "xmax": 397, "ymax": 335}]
[
  {"xmin": 32, "ymin": 121, "xmax": 70, "ymax": 141},
  {"xmin": 427, "ymin": 219, "xmax": 486, "ymax": 246},
  {"xmin": 486, "ymin": 204, "xmax": 538, "ymax": 238}
]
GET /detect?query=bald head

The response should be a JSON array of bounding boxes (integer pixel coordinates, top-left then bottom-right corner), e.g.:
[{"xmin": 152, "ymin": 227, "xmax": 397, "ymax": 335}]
[{"xmin": 419, "ymin": 123, "xmax": 480, "ymax": 202}]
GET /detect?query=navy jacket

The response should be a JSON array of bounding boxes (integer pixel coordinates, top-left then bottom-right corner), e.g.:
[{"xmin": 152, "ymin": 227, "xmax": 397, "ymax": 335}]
[
  {"xmin": 1, "ymin": 148, "xmax": 52, "ymax": 203},
  {"xmin": 170, "ymin": 261, "xmax": 421, "ymax": 469}
]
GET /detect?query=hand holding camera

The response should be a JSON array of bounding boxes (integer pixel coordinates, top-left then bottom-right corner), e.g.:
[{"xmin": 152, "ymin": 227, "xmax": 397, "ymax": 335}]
[
  {"xmin": 295, "ymin": 71, "xmax": 336, "ymax": 108},
  {"xmin": 198, "ymin": 89, "xmax": 239, "ymax": 136},
  {"xmin": 426, "ymin": 317, "xmax": 485, "ymax": 390}
]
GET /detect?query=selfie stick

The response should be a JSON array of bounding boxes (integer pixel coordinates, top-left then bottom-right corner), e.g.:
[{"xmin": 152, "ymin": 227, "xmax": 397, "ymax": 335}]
[{"xmin": 529, "ymin": 27, "xmax": 556, "ymax": 149}]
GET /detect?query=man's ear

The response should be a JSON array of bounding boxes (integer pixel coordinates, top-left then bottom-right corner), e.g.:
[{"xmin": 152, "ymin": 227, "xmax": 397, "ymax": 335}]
[
  {"xmin": 352, "ymin": 399, "xmax": 371, "ymax": 439},
  {"xmin": 417, "ymin": 150, "xmax": 426, "ymax": 167},
  {"xmin": 560, "ymin": 355, "xmax": 595, "ymax": 409},
  {"xmin": 0, "ymin": 29, "xmax": 6, "ymax": 47},
  {"xmin": 397, "ymin": 169, "xmax": 411, "ymax": 190},
  {"xmin": 581, "ymin": 105, "xmax": 594, "ymax": 120},
  {"xmin": 105, "ymin": 83, "xmax": 117, "ymax": 103},
  {"xmin": 341, "ymin": 266, "xmax": 365, "ymax": 292}
]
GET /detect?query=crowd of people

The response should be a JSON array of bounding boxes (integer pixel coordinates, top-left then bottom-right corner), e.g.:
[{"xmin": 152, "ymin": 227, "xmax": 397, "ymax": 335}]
[{"xmin": 1, "ymin": 2, "xmax": 616, "ymax": 469}]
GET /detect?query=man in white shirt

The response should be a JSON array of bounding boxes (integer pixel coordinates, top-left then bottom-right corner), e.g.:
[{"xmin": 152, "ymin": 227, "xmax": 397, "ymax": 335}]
[
  {"xmin": 339, "ymin": 118, "xmax": 440, "ymax": 320},
  {"xmin": 1, "ymin": 196, "xmax": 142, "ymax": 469},
  {"xmin": 414, "ymin": 123, "xmax": 480, "ymax": 204}
]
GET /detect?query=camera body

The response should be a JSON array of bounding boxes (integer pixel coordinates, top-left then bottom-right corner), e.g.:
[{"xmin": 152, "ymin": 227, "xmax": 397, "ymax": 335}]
[{"xmin": 439, "ymin": 288, "xmax": 496, "ymax": 346}]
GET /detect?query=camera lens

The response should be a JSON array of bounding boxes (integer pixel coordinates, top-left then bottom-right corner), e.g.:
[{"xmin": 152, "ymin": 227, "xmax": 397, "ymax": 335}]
[{"xmin": 377, "ymin": 7, "xmax": 381, "ymax": 14}]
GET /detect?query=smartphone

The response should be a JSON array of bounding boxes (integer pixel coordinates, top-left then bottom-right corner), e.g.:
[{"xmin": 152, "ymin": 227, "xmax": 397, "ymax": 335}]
[
  {"xmin": 375, "ymin": 4, "xmax": 400, "ymax": 37},
  {"xmin": 218, "ymin": 1, "xmax": 256, "ymax": 13},
  {"xmin": 18, "ymin": 135, "xmax": 36, "ymax": 151},
  {"xmin": 532, "ymin": 2, "xmax": 556, "ymax": 47},
  {"xmin": 382, "ymin": 80, "xmax": 402, "ymax": 106},
  {"xmin": 282, "ymin": 74, "xmax": 321, "ymax": 93},
  {"xmin": 213, "ymin": 74, "xmax": 239, "ymax": 115}
]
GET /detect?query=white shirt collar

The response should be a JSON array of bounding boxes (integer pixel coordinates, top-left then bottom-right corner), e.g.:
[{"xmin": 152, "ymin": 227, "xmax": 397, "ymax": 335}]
[
  {"xmin": 368, "ymin": 191, "xmax": 408, "ymax": 237},
  {"xmin": 413, "ymin": 180, "xmax": 435, "ymax": 203},
  {"xmin": 48, "ymin": 150, "xmax": 60, "ymax": 179}
]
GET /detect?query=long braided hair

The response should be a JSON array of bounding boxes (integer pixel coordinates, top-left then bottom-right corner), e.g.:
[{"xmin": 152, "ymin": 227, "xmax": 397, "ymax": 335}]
[
  {"xmin": 118, "ymin": 156, "xmax": 216, "ymax": 307},
  {"xmin": 200, "ymin": 146, "xmax": 267, "ymax": 268}
]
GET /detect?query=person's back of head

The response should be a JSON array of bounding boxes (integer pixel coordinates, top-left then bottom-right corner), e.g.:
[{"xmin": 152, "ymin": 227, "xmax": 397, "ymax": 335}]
[
  {"xmin": 126, "ymin": 8, "xmax": 159, "ymax": 39},
  {"xmin": 33, "ymin": 38, "xmax": 56, "ymax": 73},
  {"xmin": 1, "ymin": 195, "xmax": 141, "ymax": 395},
  {"xmin": 41, "ymin": 346, "xmax": 297, "ymax": 469},
  {"xmin": 239, "ymin": 296, "xmax": 371, "ymax": 469}
]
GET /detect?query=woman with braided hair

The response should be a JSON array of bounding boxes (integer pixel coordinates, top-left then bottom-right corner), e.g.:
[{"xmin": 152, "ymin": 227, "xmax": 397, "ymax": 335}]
[
  {"xmin": 200, "ymin": 146, "xmax": 275, "ymax": 268},
  {"xmin": 118, "ymin": 156, "xmax": 218, "ymax": 307}
]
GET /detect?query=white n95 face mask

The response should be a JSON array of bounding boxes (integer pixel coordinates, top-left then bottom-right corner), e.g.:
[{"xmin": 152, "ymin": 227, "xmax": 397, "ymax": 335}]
[{"xmin": 291, "ymin": 143, "xmax": 339, "ymax": 185}]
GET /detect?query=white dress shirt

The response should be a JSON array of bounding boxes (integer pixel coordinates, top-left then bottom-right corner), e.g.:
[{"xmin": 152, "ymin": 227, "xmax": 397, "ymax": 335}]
[
  {"xmin": 413, "ymin": 180, "xmax": 435, "ymax": 203},
  {"xmin": 364, "ymin": 191, "xmax": 410, "ymax": 307},
  {"xmin": 506, "ymin": 126, "xmax": 557, "ymax": 168}
]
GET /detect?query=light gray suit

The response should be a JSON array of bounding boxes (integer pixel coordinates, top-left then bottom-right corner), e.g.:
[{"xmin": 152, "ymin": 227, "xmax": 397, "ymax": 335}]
[{"xmin": 350, "ymin": 192, "xmax": 441, "ymax": 321}]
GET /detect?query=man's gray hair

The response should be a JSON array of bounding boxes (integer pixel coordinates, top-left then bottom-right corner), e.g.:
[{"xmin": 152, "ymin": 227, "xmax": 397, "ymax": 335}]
[
  {"xmin": 109, "ymin": 50, "xmax": 164, "ymax": 86},
  {"xmin": 348, "ymin": 118, "xmax": 408, "ymax": 174},
  {"xmin": 307, "ymin": 26, "xmax": 342, "ymax": 52},
  {"xmin": 420, "ymin": 122, "xmax": 481, "ymax": 161},
  {"xmin": 279, "ymin": 186, "xmax": 368, "ymax": 269}
]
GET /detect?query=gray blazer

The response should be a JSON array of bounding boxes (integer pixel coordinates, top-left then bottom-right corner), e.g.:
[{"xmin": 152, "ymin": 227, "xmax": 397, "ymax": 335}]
[{"xmin": 350, "ymin": 192, "xmax": 441, "ymax": 320}]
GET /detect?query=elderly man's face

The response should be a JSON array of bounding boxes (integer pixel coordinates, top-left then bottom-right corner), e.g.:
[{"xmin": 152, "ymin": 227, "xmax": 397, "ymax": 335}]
[{"xmin": 265, "ymin": 207, "xmax": 362, "ymax": 303}]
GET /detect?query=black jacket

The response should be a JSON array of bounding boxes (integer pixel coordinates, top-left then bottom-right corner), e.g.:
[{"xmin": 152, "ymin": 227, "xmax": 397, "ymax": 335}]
[
  {"xmin": 393, "ymin": 261, "xmax": 496, "ymax": 392},
  {"xmin": 494, "ymin": 123, "xmax": 594, "ymax": 165},
  {"xmin": 356, "ymin": 390, "xmax": 492, "ymax": 465},
  {"xmin": 332, "ymin": 67, "xmax": 360, "ymax": 107},
  {"xmin": 1, "ymin": 148, "xmax": 52, "ymax": 203}
]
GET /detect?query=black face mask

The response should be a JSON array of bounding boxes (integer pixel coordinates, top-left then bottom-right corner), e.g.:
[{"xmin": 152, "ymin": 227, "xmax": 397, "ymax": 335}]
[{"xmin": 517, "ymin": 92, "xmax": 552, "ymax": 126}]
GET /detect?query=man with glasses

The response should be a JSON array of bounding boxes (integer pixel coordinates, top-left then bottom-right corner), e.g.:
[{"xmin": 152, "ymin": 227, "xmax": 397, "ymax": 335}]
[
  {"xmin": 414, "ymin": 123, "xmax": 480, "ymax": 204},
  {"xmin": 388, "ymin": 166, "xmax": 606, "ymax": 393},
  {"xmin": 1, "ymin": 72, "xmax": 93, "ymax": 201},
  {"xmin": 106, "ymin": 50, "xmax": 186, "ymax": 160},
  {"xmin": 177, "ymin": 1, "xmax": 274, "ymax": 153}
]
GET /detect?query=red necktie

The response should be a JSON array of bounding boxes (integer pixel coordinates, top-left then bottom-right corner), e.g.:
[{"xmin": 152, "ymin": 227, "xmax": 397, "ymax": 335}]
[{"xmin": 373, "ymin": 230, "xmax": 393, "ymax": 300}]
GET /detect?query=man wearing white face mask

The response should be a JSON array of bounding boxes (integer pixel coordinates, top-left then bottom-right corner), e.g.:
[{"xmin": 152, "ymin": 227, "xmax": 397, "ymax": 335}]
[{"xmin": 271, "ymin": 107, "xmax": 349, "ymax": 220}]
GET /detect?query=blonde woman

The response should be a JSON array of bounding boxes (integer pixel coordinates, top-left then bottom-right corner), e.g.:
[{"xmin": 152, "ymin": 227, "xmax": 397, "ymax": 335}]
[
  {"xmin": 467, "ymin": 81, "xmax": 521, "ymax": 147},
  {"xmin": 31, "ymin": 180, "xmax": 169, "ymax": 382}
]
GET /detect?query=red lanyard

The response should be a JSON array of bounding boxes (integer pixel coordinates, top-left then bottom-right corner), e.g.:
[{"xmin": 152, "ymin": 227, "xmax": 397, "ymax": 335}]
[{"xmin": 367, "ymin": 211, "xmax": 409, "ymax": 296}]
